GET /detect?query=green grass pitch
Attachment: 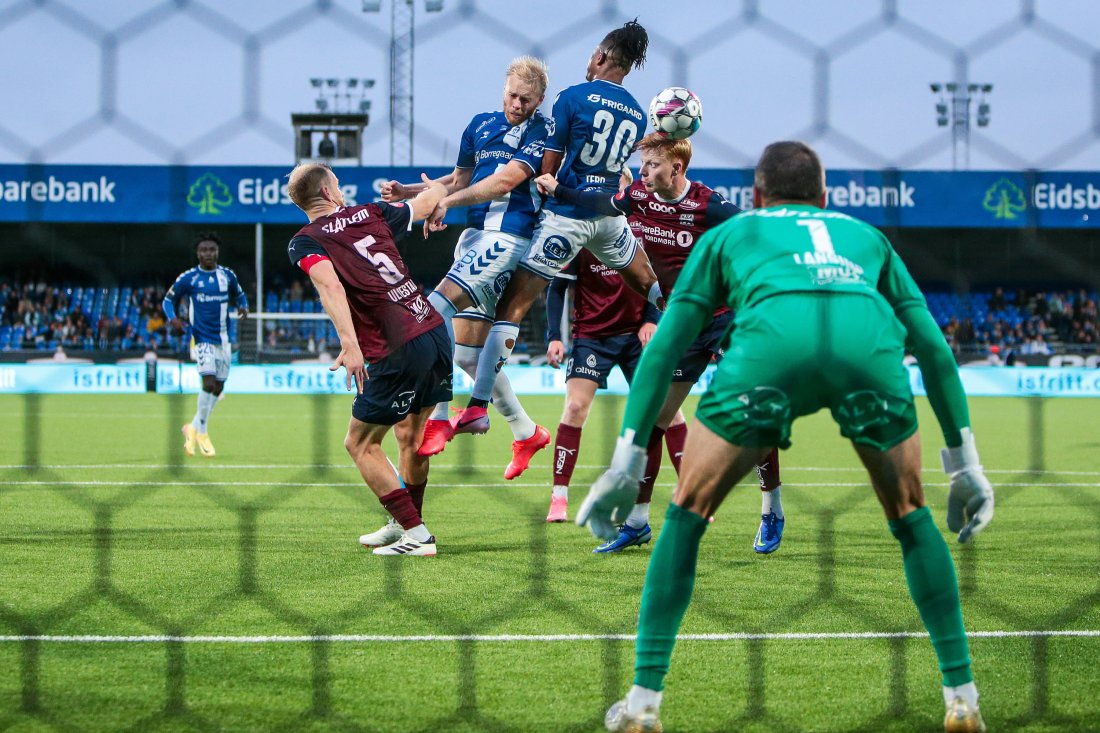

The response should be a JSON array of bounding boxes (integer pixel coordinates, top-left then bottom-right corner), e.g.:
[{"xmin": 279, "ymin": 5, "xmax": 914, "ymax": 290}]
[{"xmin": 1, "ymin": 392, "xmax": 1098, "ymax": 732}]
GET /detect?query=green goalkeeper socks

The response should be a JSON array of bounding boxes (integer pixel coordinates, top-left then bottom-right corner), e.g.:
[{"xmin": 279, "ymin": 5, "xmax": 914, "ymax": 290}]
[
  {"xmin": 634, "ymin": 503, "xmax": 709, "ymax": 691},
  {"xmin": 889, "ymin": 506, "xmax": 973, "ymax": 687}
]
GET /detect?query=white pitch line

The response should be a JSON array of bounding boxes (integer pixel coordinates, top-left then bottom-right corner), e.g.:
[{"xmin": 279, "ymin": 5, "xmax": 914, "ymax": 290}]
[
  {"xmin": 2, "ymin": 464, "xmax": 1099, "ymax": 476},
  {"xmin": 3, "ymin": 480, "xmax": 1099, "ymax": 489},
  {"xmin": 1, "ymin": 630, "xmax": 1098, "ymax": 644}
]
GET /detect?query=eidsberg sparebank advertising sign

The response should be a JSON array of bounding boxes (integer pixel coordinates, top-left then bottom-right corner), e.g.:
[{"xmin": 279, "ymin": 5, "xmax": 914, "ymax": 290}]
[{"xmin": 1, "ymin": 165, "xmax": 1097, "ymax": 228}]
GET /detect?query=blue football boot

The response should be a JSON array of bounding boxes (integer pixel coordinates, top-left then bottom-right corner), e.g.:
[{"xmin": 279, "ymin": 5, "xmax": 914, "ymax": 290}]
[
  {"xmin": 753, "ymin": 511, "xmax": 784, "ymax": 554},
  {"xmin": 593, "ymin": 523, "xmax": 653, "ymax": 553}
]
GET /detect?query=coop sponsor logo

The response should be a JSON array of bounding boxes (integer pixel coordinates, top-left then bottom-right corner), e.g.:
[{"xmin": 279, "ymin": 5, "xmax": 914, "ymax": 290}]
[{"xmin": 0, "ymin": 175, "xmax": 117, "ymax": 203}]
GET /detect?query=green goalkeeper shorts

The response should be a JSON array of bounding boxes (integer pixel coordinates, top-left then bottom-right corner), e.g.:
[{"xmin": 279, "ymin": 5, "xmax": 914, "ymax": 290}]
[{"xmin": 694, "ymin": 292, "xmax": 918, "ymax": 451}]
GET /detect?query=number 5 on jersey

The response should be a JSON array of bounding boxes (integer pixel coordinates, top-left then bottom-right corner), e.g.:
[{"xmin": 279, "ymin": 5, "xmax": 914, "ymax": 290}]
[{"xmin": 353, "ymin": 235, "xmax": 404, "ymax": 285}]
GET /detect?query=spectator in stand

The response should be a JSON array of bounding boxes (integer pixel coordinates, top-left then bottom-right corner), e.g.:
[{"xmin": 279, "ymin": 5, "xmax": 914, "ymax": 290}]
[
  {"xmin": 988, "ymin": 287, "xmax": 1006, "ymax": 312},
  {"xmin": 107, "ymin": 316, "xmax": 124, "ymax": 348},
  {"xmin": 1021, "ymin": 334, "xmax": 1052, "ymax": 356},
  {"xmin": 1047, "ymin": 292, "xmax": 1064, "ymax": 317},
  {"xmin": 1032, "ymin": 291, "xmax": 1049, "ymax": 319},
  {"xmin": 957, "ymin": 318, "xmax": 976, "ymax": 346},
  {"xmin": 98, "ymin": 316, "xmax": 111, "ymax": 349},
  {"xmin": 146, "ymin": 310, "xmax": 166, "ymax": 341}
]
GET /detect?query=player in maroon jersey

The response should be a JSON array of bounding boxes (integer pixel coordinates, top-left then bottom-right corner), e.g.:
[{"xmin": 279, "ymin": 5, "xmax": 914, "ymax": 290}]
[
  {"xmin": 544, "ymin": 249, "xmax": 688, "ymax": 552},
  {"xmin": 537, "ymin": 133, "xmax": 786, "ymax": 554},
  {"xmin": 286, "ymin": 163, "xmax": 451, "ymax": 557}
]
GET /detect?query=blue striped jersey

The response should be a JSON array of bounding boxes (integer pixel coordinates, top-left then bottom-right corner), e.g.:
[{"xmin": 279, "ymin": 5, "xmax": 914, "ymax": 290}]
[
  {"xmin": 162, "ymin": 265, "xmax": 248, "ymax": 346},
  {"xmin": 456, "ymin": 109, "xmax": 549, "ymax": 238}
]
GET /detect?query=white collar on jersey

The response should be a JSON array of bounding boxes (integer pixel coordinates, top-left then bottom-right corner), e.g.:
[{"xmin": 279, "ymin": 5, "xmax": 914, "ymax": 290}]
[
  {"xmin": 592, "ymin": 78, "xmax": 626, "ymax": 90},
  {"xmin": 653, "ymin": 180, "xmax": 691, "ymax": 205}
]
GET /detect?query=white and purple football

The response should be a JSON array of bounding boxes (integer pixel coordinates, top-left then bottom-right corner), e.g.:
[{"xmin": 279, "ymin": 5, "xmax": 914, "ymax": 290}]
[{"xmin": 648, "ymin": 87, "xmax": 703, "ymax": 140}]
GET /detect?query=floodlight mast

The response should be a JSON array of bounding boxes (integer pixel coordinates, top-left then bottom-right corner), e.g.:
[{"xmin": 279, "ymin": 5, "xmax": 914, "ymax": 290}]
[
  {"xmin": 930, "ymin": 82, "xmax": 993, "ymax": 170},
  {"xmin": 363, "ymin": 0, "xmax": 445, "ymax": 166}
]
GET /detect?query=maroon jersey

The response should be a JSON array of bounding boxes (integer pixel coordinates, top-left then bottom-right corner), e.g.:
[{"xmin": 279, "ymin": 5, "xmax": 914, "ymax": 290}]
[
  {"xmin": 288, "ymin": 202, "xmax": 441, "ymax": 362},
  {"xmin": 616, "ymin": 179, "xmax": 740, "ymax": 315},
  {"xmin": 568, "ymin": 249, "xmax": 647, "ymax": 340}
]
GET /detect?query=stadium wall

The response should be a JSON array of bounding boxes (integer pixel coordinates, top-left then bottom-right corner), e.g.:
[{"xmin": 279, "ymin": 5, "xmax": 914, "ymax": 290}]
[{"xmin": 1, "ymin": 363, "xmax": 1099, "ymax": 398}]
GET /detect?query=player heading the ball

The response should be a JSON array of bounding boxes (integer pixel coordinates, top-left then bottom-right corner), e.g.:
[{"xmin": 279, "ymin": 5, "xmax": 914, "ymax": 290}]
[{"xmin": 450, "ymin": 18, "xmax": 667, "ymax": 440}]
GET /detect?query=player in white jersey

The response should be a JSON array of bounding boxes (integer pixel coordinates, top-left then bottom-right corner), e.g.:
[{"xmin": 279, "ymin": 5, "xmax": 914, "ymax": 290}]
[
  {"xmin": 163, "ymin": 232, "xmax": 249, "ymax": 458},
  {"xmin": 381, "ymin": 57, "xmax": 552, "ymax": 480}
]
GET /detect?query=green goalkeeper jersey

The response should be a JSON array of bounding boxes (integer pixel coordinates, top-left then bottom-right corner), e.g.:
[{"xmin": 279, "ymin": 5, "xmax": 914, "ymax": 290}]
[
  {"xmin": 620, "ymin": 203, "xmax": 971, "ymax": 450},
  {"xmin": 671, "ymin": 204, "xmax": 926, "ymax": 319}
]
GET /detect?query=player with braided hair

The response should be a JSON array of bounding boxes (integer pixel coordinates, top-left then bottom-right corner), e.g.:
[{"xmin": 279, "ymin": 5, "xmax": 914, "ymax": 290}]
[{"xmin": 452, "ymin": 19, "xmax": 665, "ymax": 440}]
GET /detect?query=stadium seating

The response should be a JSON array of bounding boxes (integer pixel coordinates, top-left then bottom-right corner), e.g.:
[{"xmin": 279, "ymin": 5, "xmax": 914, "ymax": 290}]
[{"xmin": 2, "ymin": 281, "xmax": 1096, "ymax": 356}]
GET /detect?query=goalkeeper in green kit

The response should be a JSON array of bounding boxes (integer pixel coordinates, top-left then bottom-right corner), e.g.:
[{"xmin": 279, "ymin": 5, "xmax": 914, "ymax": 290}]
[{"xmin": 580, "ymin": 141, "xmax": 995, "ymax": 733}]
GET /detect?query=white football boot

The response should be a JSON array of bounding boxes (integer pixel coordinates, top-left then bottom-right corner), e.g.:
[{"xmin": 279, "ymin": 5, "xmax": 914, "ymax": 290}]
[
  {"xmin": 358, "ymin": 519, "xmax": 403, "ymax": 548},
  {"xmin": 372, "ymin": 532, "xmax": 437, "ymax": 557}
]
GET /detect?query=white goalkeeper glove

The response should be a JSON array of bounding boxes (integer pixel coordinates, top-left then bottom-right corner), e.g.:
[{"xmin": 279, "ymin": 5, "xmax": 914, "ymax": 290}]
[
  {"xmin": 576, "ymin": 432, "xmax": 647, "ymax": 541},
  {"xmin": 940, "ymin": 428, "xmax": 995, "ymax": 543}
]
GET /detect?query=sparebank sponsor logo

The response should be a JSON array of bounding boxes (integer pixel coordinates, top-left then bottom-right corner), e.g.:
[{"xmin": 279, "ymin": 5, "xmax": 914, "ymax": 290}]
[
  {"xmin": 827, "ymin": 180, "xmax": 915, "ymax": 208},
  {"xmin": 711, "ymin": 179, "xmax": 916, "ymax": 211},
  {"xmin": 1, "ymin": 175, "xmax": 117, "ymax": 203}
]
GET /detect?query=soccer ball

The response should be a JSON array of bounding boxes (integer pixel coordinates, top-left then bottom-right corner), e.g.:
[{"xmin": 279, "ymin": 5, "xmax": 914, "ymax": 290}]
[{"xmin": 648, "ymin": 87, "xmax": 703, "ymax": 140}]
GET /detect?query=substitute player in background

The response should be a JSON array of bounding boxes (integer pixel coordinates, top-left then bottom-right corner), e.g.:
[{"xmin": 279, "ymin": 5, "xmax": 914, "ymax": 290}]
[
  {"xmin": 287, "ymin": 164, "xmax": 451, "ymax": 557},
  {"xmin": 538, "ymin": 133, "xmax": 786, "ymax": 554},
  {"xmin": 381, "ymin": 56, "xmax": 551, "ymax": 479},
  {"xmin": 451, "ymin": 19, "xmax": 665, "ymax": 438},
  {"xmin": 580, "ymin": 141, "xmax": 994, "ymax": 733},
  {"xmin": 544, "ymin": 250, "xmax": 686, "ymax": 550},
  {"xmin": 163, "ymin": 232, "xmax": 249, "ymax": 458}
]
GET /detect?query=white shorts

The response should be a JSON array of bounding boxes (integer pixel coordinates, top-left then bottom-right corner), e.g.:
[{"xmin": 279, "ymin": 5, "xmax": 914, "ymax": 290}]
[
  {"xmin": 519, "ymin": 209, "xmax": 639, "ymax": 280},
  {"xmin": 445, "ymin": 228, "xmax": 531, "ymax": 319},
  {"xmin": 194, "ymin": 341, "xmax": 231, "ymax": 381}
]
